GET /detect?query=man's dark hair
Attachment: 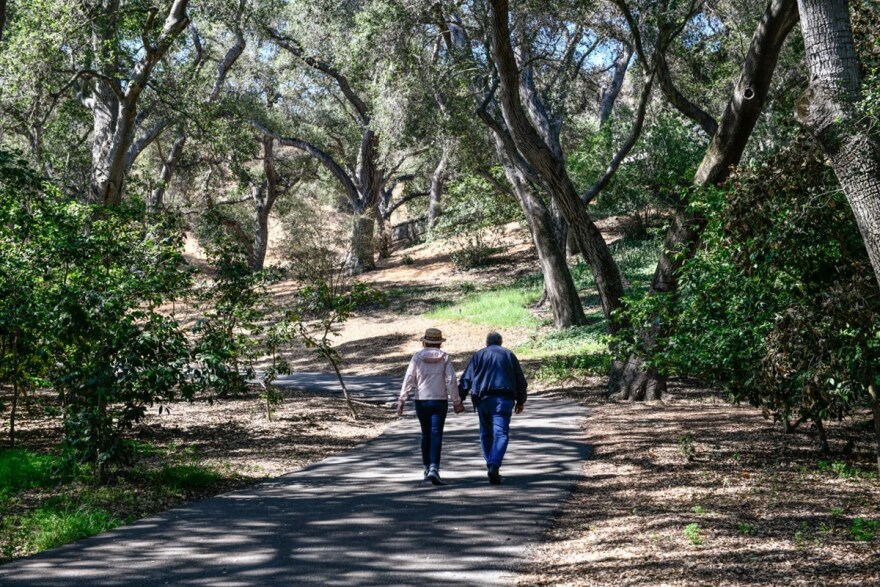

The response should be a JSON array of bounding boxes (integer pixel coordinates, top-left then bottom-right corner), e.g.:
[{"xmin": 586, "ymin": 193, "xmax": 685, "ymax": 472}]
[{"xmin": 486, "ymin": 331, "xmax": 502, "ymax": 346}]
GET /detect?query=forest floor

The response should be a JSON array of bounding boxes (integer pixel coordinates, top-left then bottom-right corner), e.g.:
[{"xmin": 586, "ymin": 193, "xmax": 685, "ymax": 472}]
[{"xmin": 2, "ymin": 218, "xmax": 879, "ymax": 584}]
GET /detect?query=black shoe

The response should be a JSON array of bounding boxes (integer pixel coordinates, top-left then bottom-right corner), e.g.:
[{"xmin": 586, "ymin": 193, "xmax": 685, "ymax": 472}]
[
  {"xmin": 488, "ymin": 466, "xmax": 501, "ymax": 485},
  {"xmin": 423, "ymin": 467, "xmax": 430, "ymax": 481},
  {"xmin": 427, "ymin": 466, "xmax": 443, "ymax": 485}
]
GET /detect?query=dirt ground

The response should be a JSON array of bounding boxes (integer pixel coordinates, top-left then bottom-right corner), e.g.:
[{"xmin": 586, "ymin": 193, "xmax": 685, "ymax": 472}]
[{"xmin": 4, "ymin": 218, "xmax": 879, "ymax": 583}]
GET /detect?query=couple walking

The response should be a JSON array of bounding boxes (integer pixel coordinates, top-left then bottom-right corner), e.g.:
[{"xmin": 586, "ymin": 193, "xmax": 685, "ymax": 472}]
[{"xmin": 396, "ymin": 328, "xmax": 527, "ymax": 485}]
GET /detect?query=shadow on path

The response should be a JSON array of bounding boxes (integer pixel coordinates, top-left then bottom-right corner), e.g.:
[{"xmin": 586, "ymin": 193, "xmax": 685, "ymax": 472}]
[{"xmin": 0, "ymin": 393, "xmax": 588, "ymax": 586}]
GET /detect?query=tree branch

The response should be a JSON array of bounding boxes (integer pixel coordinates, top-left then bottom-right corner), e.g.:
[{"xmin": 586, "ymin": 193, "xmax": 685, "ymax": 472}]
[
  {"xmin": 266, "ymin": 27, "xmax": 370, "ymax": 124},
  {"xmin": 583, "ymin": 70, "xmax": 656, "ymax": 205},
  {"xmin": 250, "ymin": 120, "xmax": 360, "ymax": 207}
]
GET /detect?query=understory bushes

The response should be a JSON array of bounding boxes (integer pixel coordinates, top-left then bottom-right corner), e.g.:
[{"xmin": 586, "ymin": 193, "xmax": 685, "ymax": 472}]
[{"xmin": 616, "ymin": 140, "xmax": 880, "ymax": 451}]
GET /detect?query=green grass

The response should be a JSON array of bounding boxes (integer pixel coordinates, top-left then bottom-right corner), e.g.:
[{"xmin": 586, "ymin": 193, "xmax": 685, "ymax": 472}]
[
  {"xmin": 849, "ymin": 518, "xmax": 879, "ymax": 541},
  {"xmin": 816, "ymin": 460, "xmax": 878, "ymax": 479},
  {"xmin": 148, "ymin": 465, "xmax": 223, "ymax": 491},
  {"xmin": 426, "ymin": 286, "xmax": 542, "ymax": 329},
  {"xmin": 22, "ymin": 506, "xmax": 121, "ymax": 552},
  {"xmin": 0, "ymin": 449, "xmax": 63, "ymax": 494}
]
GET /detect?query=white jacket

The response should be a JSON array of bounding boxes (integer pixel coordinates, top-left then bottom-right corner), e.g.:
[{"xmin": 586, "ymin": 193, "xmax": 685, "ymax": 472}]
[{"xmin": 399, "ymin": 348, "xmax": 462, "ymax": 405}]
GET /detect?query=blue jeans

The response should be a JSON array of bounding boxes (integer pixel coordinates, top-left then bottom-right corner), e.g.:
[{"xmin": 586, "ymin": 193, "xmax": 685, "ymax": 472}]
[
  {"xmin": 476, "ymin": 396, "xmax": 514, "ymax": 469},
  {"xmin": 414, "ymin": 400, "xmax": 448, "ymax": 468}
]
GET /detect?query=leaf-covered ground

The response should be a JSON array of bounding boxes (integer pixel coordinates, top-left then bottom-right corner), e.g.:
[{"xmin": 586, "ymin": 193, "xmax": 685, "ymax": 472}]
[{"xmin": 515, "ymin": 381, "xmax": 880, "ymax": 586}]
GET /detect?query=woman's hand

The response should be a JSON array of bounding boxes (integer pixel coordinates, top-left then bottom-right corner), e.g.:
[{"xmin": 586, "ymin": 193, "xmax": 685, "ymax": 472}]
[
  {"xmin": 453, "ymin": 403, "xmax": 465, "ymax": 414},
  {"xmin": 396, "ymin": 399, "xmax": 405, "ymax": 416}
]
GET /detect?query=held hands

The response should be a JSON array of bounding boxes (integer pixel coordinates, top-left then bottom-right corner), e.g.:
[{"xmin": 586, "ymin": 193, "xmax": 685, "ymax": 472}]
[{"xmin": 453, "ymin": 403, "xmax": 465, "ymax": 414}]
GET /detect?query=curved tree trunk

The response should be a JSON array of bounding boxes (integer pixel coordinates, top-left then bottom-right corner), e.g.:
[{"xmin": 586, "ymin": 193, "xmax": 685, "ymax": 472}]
[
  {"xmin": 795, "ymin": 0, "xmax": 880, "ymax": 290},
  {"xmin": 611, "ymin": 0, "xmax": 800, "ymax": 399},
  {"xmin": 495, "ymin": 144, "xmax": 586, "ymax": 328},
  {"xmin": 487, "ymin": 0, "xmax": 626, "ymax": 331}
]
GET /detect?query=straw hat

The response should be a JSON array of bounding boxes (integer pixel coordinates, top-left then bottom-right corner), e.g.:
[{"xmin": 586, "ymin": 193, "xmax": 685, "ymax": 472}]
[{"xmin": 421, "ymin": 327, "xmax": 446, "ymax": 343}]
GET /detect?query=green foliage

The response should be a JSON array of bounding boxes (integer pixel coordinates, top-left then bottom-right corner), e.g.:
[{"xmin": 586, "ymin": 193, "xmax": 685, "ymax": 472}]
[
  {"xmin": 683, "ymin": 522, "xmax": 701, "ymax": 545},
  {"xmin": 0, "ymin": 450, "xmax": 62, "ymax": 494},
  {"xmin": 849, "ymin": 518, "xmax": 879, "ymax": 542},
  {"xmin": 614, "ymin": 140, "xmax": 880, "ymax": 430},
  {"xmin": 191, "ymin": 236, "xmax": 278, "ymax": 395},
  {"xmin": 737, "ymin": 522, "xmax": 756, "ymax": 535},
  {"xmin": 427, "ymin": 287, "xmax": 542, "ymax": 329},
  {"xmin": 568, "ymin": 111, "xmax": 705, "ymax": 218},
  {"xmin": 0, "ymin": 151, "xmax": 195, "ymax": 476},
  {"xmin": 433, "ymin": 171, "xmax": 522, "ymax": 270}
]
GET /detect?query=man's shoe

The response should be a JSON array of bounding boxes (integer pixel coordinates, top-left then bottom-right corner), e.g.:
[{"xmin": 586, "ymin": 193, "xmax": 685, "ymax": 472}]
[
  {"xmin": 427, "ymin": 466, "xmax": 443, "ymax": 485},
  {"xmin": 487, "ymin": 466, "xmax": 501, "ymax": 485},
  {"xmin": 423, "ymin": 467, "xmax": 430, "ymax": 481}
]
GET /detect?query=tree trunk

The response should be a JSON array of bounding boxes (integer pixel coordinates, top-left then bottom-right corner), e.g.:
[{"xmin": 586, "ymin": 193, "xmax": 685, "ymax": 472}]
[
  {"xmin": 497, "ymin": 144, "xmax": 586, "ymax": 328},
  {"xmin": 427, "ymin": 151, "xmax": 448, "ymax": 237},
  {"xmin": 150, "ymin": 133, "xmax": 186, "ymax": 211},
  {"xmin": 795, "ymin": 0, "xmax": 880, "ymax": 291},
  {"xmin": 598, "ymin": 45, "xmax": 632, "ymax": 127},
  {"xmin": 87, "ymin": 0, "xmax": 190, "ymax": 206},
  {"xmin": 251, "ymin": 205, "xmax": 270, "ymax": 271},
  {"xmin": 611, "ymin": 0, "xmax": 800, "ymax": 400},
  {"xmin": 347, "ymin": 212, "xmax": 376, "ymax": 274},
  {"xmin": 868, "ymin": 384, "xmax": 880, "ymax": 476},
  {"xmin": 487, "ymin": 0, "xmax": 626, "ymax": 331},
  {"xmin": 375, "ymin": 204, "xmax": 392, "ymax": 260}
]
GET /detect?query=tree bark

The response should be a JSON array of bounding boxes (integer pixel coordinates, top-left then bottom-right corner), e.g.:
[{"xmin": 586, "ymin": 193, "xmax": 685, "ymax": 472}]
[
  {"xmin": 598, "ymin": 45, "xmax": 633, "ymax": 127},
  {"xmin": 87, "ymin": 0, "xmax": 190, "ymax": 205},
  {"xmin": 427, "ymin": 150, "xmax": 448, "ymax": 237},
  {"xmin": 347, "ymin": 212, "xmax": 376, "ymax": 274},
  {"xmin": 0, "ymin": 0, "xmax": 7, "ymax": 44},
  {"xmin": 795, "ymin": 0, "xmax": 880, "ymax": 291},
  {"xmin": 150, "ymin": 133, "xmax": 186, "ymax": 211},
  {"xmin": 611, "ymin": 0, "xmax": 800, "ymax": 399},
  {"xmin": 492, "ymin": 140, "xmax": 587, "ymax": 328},
  {"xmin": 869, "ymin": 384, "xmax": 880, "ymax": 476},
  {"xmin": 487, "ymin": 0, "xmax": 626, "ymax": 331}
]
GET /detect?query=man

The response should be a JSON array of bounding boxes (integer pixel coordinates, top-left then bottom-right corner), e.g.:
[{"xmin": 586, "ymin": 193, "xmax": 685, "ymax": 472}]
[{"xmin": 458, "ymin": 331, "xmax": 527, "ymax": 484}]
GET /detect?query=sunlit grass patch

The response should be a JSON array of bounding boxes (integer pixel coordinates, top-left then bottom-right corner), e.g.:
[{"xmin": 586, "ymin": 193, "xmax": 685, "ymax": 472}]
[
  {"xmin": 426, "ymin": 286, "xmax": 542, "ymax": 329},
  {"xmin": 24, "ymin": 506, "xmax": 121, "ymax": 552},
  {"xmin": 0, "ymin": 449, "xmax": 62, "ymax": 494}
]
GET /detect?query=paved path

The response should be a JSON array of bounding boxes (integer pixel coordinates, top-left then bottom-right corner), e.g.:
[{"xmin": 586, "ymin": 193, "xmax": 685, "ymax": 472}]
[
  {"xmin": 264, "ymin": 372, "xmax": 403, "ymax": 406},
  {"xmin": 0, "ymin": 387, "xmax": 588, "ymax": 586}
]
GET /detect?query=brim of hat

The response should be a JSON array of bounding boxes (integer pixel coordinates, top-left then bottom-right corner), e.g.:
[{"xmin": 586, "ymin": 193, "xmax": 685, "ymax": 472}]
[{"xmin": 421, "ymin": 337, "xmax": 446, "ymax": 342}]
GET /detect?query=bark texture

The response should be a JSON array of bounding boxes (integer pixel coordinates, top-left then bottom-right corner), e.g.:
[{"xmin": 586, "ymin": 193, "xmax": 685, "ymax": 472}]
[
  {"xmin": 427, "ymin": 151, "xmax": 448, "ymax": 236},
  {"xmin": 86, "ymin": 0, "xmax": 190, "ymax": 205},
  {"xmin": 611, "ymin": 0, "xmax": 800, "ymax": 400},
  {"xmin": 796, "ymin": 0, "xmax": 880, "ymax": 291},
  {"xmin": 487, "ymin": 0, "xmax": 626, "ymax": 330}
]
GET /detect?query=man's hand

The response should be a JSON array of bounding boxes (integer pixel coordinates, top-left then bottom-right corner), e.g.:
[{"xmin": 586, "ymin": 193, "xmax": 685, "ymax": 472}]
[
  {"xmin": 396, "ymin": 400, "xmax": 405, "ymax": 417},
  {"xmin": 514, "ymin": 403, "xmax": 524, "ymax": 415},
  {"xmin": 453, "ymin": 403, "xmax": 465, "ymax": 414}
]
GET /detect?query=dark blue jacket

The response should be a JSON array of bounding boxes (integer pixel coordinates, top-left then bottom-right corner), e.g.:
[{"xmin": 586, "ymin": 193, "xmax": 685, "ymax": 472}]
[{"xmin": 458, "ymin": 344, "xmax": 527, "ymax": 405}]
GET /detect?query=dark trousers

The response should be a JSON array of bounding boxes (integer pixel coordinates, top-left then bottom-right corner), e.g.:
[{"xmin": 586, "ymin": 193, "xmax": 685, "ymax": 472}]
[
  {"xmin": 476, "ymin": 395, "xmax": 514, "ymax": 469},
  {"xmin": 414, "ymin": 400, "xmax": 448, "ymax": 468}
]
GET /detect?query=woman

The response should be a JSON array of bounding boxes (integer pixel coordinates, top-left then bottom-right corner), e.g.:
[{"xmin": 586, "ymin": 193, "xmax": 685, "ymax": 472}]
[{"xmin": 397, "ymin": 327, "xmax": 464, "ymax": 485}]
